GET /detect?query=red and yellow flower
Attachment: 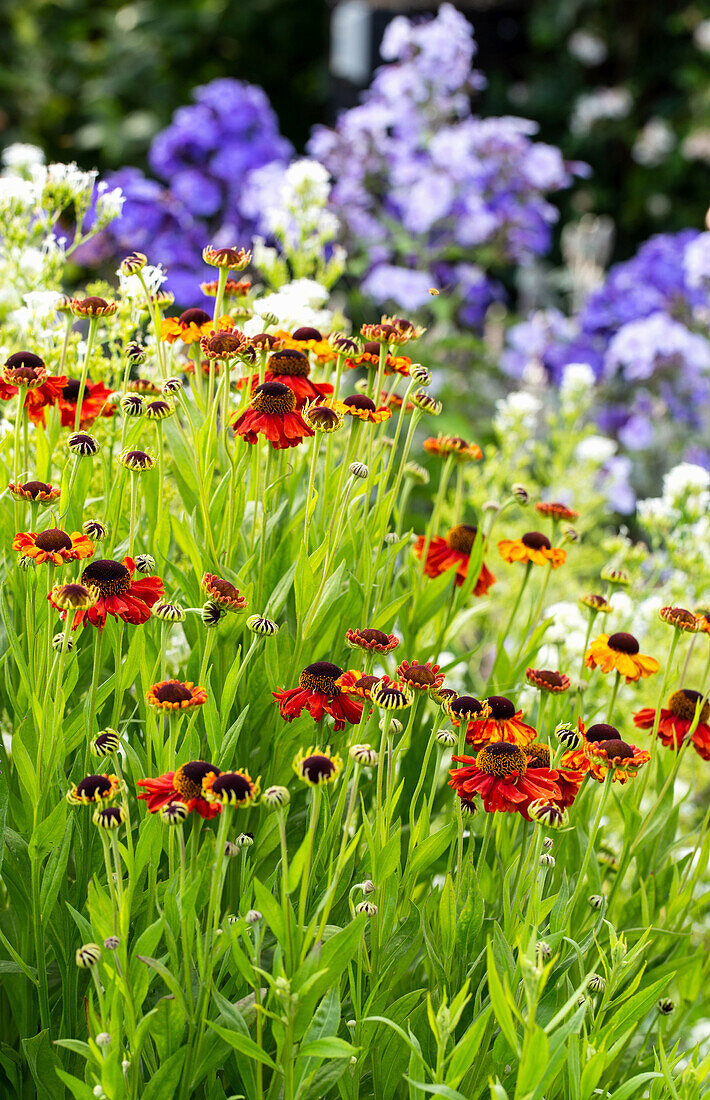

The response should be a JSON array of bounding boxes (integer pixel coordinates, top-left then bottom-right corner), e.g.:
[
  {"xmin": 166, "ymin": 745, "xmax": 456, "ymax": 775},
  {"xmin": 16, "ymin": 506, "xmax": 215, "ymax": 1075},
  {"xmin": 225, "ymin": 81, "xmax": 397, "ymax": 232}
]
[
  {"xmin": 346, "ymin": 627, "xmax": 400, "ymax": 652},
  {"xmin": 413, "ymin": 524, "xmax": 496, "ymax": 594},
  {"xmin": 201, "ymin": 573, "xmax": 248, "ymax": 612},
  {"xmin": 585, "ymin": 632, "xmax": 659, "ymax": 683},
  {"xmin": 8, "ymin": 480, "xmax": 60, "ymax": 505},
  {"xmin": 161, "ymin": 308, "xmax": 233, "ymax": 344},
  {"xmin": 202, "ymin": 769, "xmax": 260, "ymax": 806},
  {"xmin": 51, "ymin": 556, "xmax": 163, "ymax": 629},
  {"xmin": 634, "ymin": 688, "xmax": 710, "ymax": 760},
  {"xmin": 13, "ymin": 527, "xmax": 94, "ymax": 566},
  {"xmin": 242, "ymin": 347, "xmax": 334, "ymax": 407},
  {"xmin": 395, "ymin": 660, "xmax": 445, "ymax": 693},
  {"xmin": 464, "ymin": 695, "xmax": 537, "ymax": 752},
  {"xmin": 346, "ymin": 341, "xmax": 412, "ymax": 376},
  {"xmin": 232, "ymin": 381, "xmax": 314, "ymax": 449},
  {"xmin": 138, "ymin": 760, "xmax": 222, "ymax": 819},
  {"xmin": 584, "ymin": 738, "xmax": 650, "ymax": 783},
  {"xmin": 273, "ymin": 327, "xmax": 337, "ymax": 364},
  {"xmin": 497, "ymin": 531, "xmax": 566, "ymax": 568},
  {"xmin": 274, "ymin": 662, "xmax": 363, "ymax": 730},
  {"xmin": 525, "ymin": 668, "xmax": 571, "ymax": 694},
  {"xmin": 535, "ymin": 501, "xmax": 579, "ymax": 522},
  {"xmin": 423, "ymin": 435, "xmax": 482, "ymax": 461},
  {"xmin": 67, "ymin": 774, "xmax": 119, "ymax": 805},
  {"xmin": 337, "ymin": 670, "xmax": 380, "ymax": 699},
  {"xmin": 146, "ymin": 680, "xmax": 207, "ymax": 711},
  {"xmin": 337, "ymin": 394, "xmax": 392, "ymax": 423},
  {"xmin": 449, "ymin": 742, "xmax": 561, "ymax": 819},
  {"xmin": 57, "ymin": 378, "xmax": 115, "ymax": 428}
]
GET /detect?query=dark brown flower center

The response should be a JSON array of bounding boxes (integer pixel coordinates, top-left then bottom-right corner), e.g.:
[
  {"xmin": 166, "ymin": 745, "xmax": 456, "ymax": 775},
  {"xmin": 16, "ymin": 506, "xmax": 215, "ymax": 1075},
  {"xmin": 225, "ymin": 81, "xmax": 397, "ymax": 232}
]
[
  {"xmin": 77, "ymin": 775, "xmax": 112, "ymax": 800},
  {"xmin": 268, "ymin": 349, "xmax": 310, "ymax": 378},
  {"xmin": 354, "ymin": 674, "xmax": 379, "ymax": 693},
  {"xmin": 62, "ymin": 379, "xmax": 86, "ymax": 402},
  {"xmin": 210, "ymin": 577, "xmax": 239, "ymax": 599},
  {"xmin": 252, "ymin": 381, "xmax": 296, "ymax": 415},
  {"xmin": 301, "ymin": 754, "xmax": 336, "ymax": 783},
  {"xmin": 299, "ymin": 661, "xmax": 343, "ymax": 694},
  {"xmin": 343, "ymin": 394, "xmax": 375, "ymax": 412},
  {"xmin": 334, "ymin": 336, "xmax": 359, "ymax": 353},
  {"xmin": 401, "ymin": 664, "xmax": 436, "ymax": 687},
  {"xmin": 9, "ymin": 366, "xmax": 41, "ymax": 384},
  {"xmin": 598, "ymin": 739, "xmax": 634, "ymax": 761},
  {"xmin": 292, "ymin": 326, "xmax": 322, "ymax": 341},
  {"xmin": 358, "ymin": 628, "xmax": 391, "ymax": 646},
  {"xmin": 586, "ymin": 723, "xmax": 620, "ymax": 743},
  {"xmin": 668, "ymin": 688, "xmax": 710, "ymax": 723},
  {"xmin": 124, "ymin": 450, "xmax": 152, "ymax": 468},
  {"xmin": 81, "ymin": 559, "xmax": 131, "ymax": 597},
  {"xmin": 308, "ymin": 406, "xmax": 340, "ymax": 429},
  {"xmin": 665, "ymin": 607, "xmax": 696, "ymax": 627},
  {"xmin": 77, "ymin": 296, "xmax": 109, "ymax": 312},
  {"xmin": 476, "ymin": 741, "xmax": 526, "ymax": 777},
  {"xmin": 447, "ymin": 524, "xmax": 478, "ymax": 554},
  {"xmin": 21, "ymin": 481, "xmax": 52, "ymax": 497},
  {"xmin": 211, "ymin": 773, "xmax": 253, "ymax": 800},
  {"xmin": 174, "ymin": 761, "xmax": 219, "ymax": 800},
  {"xmin": 450, "ymin": 695, "xmax": 486, "ymax": 719},
  {"xmin": 362, "ymin": 341, "xmax": 381, "ymax": 356},
  {"xmin": 486, "ymin": 695, "xmax": 516, "ymax": 720},
  {"xmin": 146, "ymin": 400, "xmax": 170, "ymax": 416},
  {"xmin": 527, "ymin": 743, "xmax": 551, "ymax": 767},
  {"xmin": 608, "ymin": 632, "xmax": 639, "ymax": 654},
  {"xmin": 206, "ymin": 333, "xmax": 243, "ymax": 356},
  {"xmin": 522, "ymin": 531, "xmax": 551, "ymax": 550},
  {"xmin": 34, "ymin": 528, "xmax": 73, "ymax": 552},
  {"xmin": 250, "ymin": 332, "xmax": 279, "ymax": 349},
  {"xmin": 179, "ymin": 308, "xmax": 211, "ymax": 327},
  {"xmin": 155, "ymin": 682, "xmax": 193, "ymax": 704},
  {"xmin": 6, "ymin": 351, "xmax": 45, "ymax": 371},
  {"xmin": 534, "ymin": 670, "xmax": 565, "ymax": 688}
]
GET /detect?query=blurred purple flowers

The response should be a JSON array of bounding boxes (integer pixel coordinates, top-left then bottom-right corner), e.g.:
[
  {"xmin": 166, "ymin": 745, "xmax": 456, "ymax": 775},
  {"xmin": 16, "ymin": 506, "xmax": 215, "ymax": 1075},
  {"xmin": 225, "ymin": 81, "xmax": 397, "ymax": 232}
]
[
  {"xmin": 308, "ymin": 3, "xmax": 581, "ymax": 320},
  {"xmin": 83, "ymin": 79, "xmax": 292, "ymax": 301},
  {"xmin": 503, "ymin": 229, "xmax": 710, "ymax": 465}
]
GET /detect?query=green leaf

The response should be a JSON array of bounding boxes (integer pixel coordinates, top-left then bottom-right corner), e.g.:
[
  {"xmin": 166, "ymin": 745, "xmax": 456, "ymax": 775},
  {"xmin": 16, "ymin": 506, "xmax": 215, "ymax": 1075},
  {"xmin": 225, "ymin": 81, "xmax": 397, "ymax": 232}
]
[
  {"xmin": 207, "ymin": 1022, "xmax": 278, "ymax": 1069},
  {"xmin": 22, "ymin": 1030, "xmax": 64, "ymax": 1100},
  {"xmin": 486, "ymin": 941, "xmax": 520, "ymax": 1056},
  {"xmin": 408, "ymin": 824, "xmax": 454, "ymax": 881},
  {"xmin": 142, "ymin": 1048, "xmax": 187, "ymax": 1100},
  {"xmin": 298, "ymin": 1036, "xmax": 356, "ymax": 1059},
  {"xmin": 439, "ymin": 875, "xmax": 456, "ymax": 961},
  {"xmin": 515, "ymin": 1025, "xmax": 549, "ymax": 1099},
  {"xmin": 446, "ymin": 1008, "xmax": 492, "ymax": 1088}
]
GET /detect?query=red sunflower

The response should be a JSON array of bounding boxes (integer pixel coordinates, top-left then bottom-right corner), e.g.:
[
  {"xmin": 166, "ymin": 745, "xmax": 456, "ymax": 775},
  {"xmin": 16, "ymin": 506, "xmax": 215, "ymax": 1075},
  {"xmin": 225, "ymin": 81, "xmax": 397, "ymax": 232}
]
[
  {"xmin": 249, "ymin": 347, "xmax": 335, "ymax": 407},
  {"xmin": 232, "ymin": 381, "xmax": 314, "ymax": 450},
  {"xmin": 51, "ymin": 556, "xmax": 164, "ymax": 629},
  {"xmin": 413, "ymin": 524, "xmax": 496, "ymax": 594},
  {"xmin": 449, "ymin": 742, "xmax": 561, "ymax": 819},
  {"xmin": 273, "ymin": 661, "xmax": 363, "ymax": 730},
  {"xmin": 57, "ymin": 378, "xmax": 115, "ymax": 428},
  {"xmin": 464, "ymin": 695, "xmax": 537, "ymax": 752},
  {"xmin": 137, "ymin": 760, "xmax": 222, "ymax": 819},
  {"xmin": 634, "ymin": 688, "xmax": 710, "ymax": 761}
]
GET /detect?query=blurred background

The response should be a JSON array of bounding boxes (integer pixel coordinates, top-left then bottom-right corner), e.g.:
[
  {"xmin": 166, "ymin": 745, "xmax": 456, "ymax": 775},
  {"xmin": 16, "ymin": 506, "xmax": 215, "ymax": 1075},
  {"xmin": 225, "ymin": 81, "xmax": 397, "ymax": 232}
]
[{"xmin": 2, "ymin": 0, "xmax": 709, "ymax": 261}]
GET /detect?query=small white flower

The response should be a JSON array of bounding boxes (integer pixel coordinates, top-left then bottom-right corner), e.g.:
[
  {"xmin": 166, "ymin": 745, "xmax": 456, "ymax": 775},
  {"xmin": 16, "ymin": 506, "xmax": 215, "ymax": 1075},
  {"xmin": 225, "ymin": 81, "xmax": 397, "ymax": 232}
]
[{"xmin": 574, "ymin": 435, "xmax": 617, "ymax": 465}]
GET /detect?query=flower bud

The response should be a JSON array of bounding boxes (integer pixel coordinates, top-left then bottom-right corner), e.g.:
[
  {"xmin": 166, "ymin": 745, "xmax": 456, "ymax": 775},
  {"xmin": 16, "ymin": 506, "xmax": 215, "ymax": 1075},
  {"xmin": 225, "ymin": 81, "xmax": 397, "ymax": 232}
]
[
  {"xmin": 349, "ymin": 461, "xmax": 368, "ymax": 479},
  {"xmin": 587, "ymin": 974, "xmax": 605, "ymax": 994},
  {"xmin": 202, "ymin": 600, "xmax": 223, "ymax": 627},
  {"xmin": 512, "ymin": 484, "xmax": 529, "ymax": 504},
  {"xmin": 355, "ymin": 900, "xmax": 377, "ymax": 916},
  {"xmin": 76, "ymin": 943, "xmax": 102, "ymax": 968},
  {"xmin": 52, "ymin": 632, "xmax": 74, "ymax": 651},
  {"xmin": 349, "ymin": 744, "xmax": 378, "ymax": 766},
  {"xmin": 82, "ymin": 519, "xmax": 108, "ymax": 541},
  {"xmin": 245, "ymin": 909, "xmax": 262, "ymax": 925},
  {"xmin": 540, "ymin": 853, "xmax": 556, "ymax": 868},
  {"xmin": 262, "ymin": 785, "xmax": 290, "ymax": 808},
  {"xmin": 120, "ymin": 252, "xmax": 147, "ymax": 276},
  {"xmin": 95, "ymin": 1032, "xmax": 112, "ymax": 1049},
  {"xmin": 152, "ymin": 601, "xmax": 185, "ymax": 623},
  {"xmin": 410, "ymin": 364, "xmax": 431, "ymax": 385},
  {"xmin": 134, "ymin": 554, "xmax": 155, "ymax": 574},
  {"xmin": 103, "ymin": 936, "xmax": 120, "ymax": 950},
  {"xmin": 246, "ymin": 614, "xmax": 279, "ymax": 635},
  {"xmin": 435, "ymin": 728, "xmax": 457, "ymax": 747}
]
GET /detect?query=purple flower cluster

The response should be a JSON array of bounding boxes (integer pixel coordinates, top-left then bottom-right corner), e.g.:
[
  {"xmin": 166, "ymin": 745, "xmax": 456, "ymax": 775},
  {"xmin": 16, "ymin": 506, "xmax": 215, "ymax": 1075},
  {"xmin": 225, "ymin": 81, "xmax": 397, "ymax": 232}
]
[
  {"xmin": 502, "ymin": 229, "xmax": 710, "ymax": 461},
  {"xmin": 308, "ymin": 3, "xmax": 580, "ymax": 324},
  {"xmin": 85, "ymin": 79, "xmax": 292, "ymax": 302}
]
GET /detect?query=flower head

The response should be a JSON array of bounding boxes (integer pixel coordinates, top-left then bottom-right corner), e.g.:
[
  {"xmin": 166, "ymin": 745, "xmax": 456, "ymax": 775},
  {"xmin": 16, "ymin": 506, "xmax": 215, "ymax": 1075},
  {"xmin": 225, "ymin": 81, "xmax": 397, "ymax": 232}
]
[
  {"xmin": 232, "ymin": 381, "xmax": 314, "ymax": 449},
  {"xmin": 498, "ymin": 532, "xmax": 567, "ymax": 568},
  {"xmin": 414, "ymin": 525, "xmax": 496, "ymax": 593},
  {"xmin": 203, "ymin": 245, "xmax": 251, "ymax": 270},
  {"xmin": 200, "ymin": 325, "xmax": 248, "ymax": 360},
  {"xmin": 449, "ymin": 742, "xmax": 561, "ymax": 818},
  {"xmin": 146, "ymin": 680, "xmax": 207, "ymax": 711},
  {"xmin": 535, "ymin": 501, "xmax": 579, "ymax": 521},
  {"xmin": 67, "ymin": 774, "xmax": 119, "ymax": 805},
  {"xmin": 371, "ymin": 676, "xmax": 413, "ymax": 710},
  {"xmin": 8, "ymin": 480, "xmax": 60, "ymax": 505},
  {"xmin": 50, "ymin": 582, "xmax": 100, "ymax": 611},
  {"xmin": 585, "ymin": 633, "xmax": 659, "ymax": 683},
  {"xmin": 274, "ymin": 661, "xmax": 363, "ymax": 730},
  {"xmin": 579, "ymin": 593, "xmax": 613, "ymax": 614},
  {"xmin": 161, "ymin": 307, "xmax": 224, "ymax": 344},
  {"xmin": 293, "ymin": 747, "xmax": 343, "ymax": 786},
  {"xmin": 203, "ymin": 769, "xmax": 260, "ymax": 806},
  {"xmin": 91, "ymin": 729, "xmax": 121, "ymax": 757},
  {"xmin": 201, "ymin": 573, "xmax": 248, "ymax": 613},
  {"xmin": 53, "ymin": 557, "xmax": 164, "ymax": 630},
  {"xmin": 423, "ymin": 435, "xmax": 482, "ymax": 461},
  {"xmin": 525, "ymin": 669, "xmax": 571, "ymax": 694},
  {"xmin": 337, "ymin": 394, "xmax": 392, "ymax": 423},
  {"xmin": 465, "ymin": 695, "xmax": 537, "ymax": 752},
  {"xmin": 138, "ymin": 760, "xmax": 222, "ymax": 819},
  {"xmin": 659, "ymin": 606, "xmax": 699, "ymax": 633},
  {"xmin": 13, "ymin": 528, "xmax": 94, "ymax": 566},
  {"xmin": 346, "ymin": 627, "xmax": 399, "ymax": 652},
  {"xmin": 395, "ymin": 660, "xmax": 444, "ymax": 693},
  {"xmin": 584, "ymin": 738, "xmax": 650, "ymax": 781},
  {"xmin": 71, "ymin": 296, "xmax": 117, "ymax": 318},
  {"xmin": 93, "ymin": 805, "xmax": 126, "ymax": 830},
  {"xmin": 634, "ymin": 688, "xmax": 710, "ymax": 760}
]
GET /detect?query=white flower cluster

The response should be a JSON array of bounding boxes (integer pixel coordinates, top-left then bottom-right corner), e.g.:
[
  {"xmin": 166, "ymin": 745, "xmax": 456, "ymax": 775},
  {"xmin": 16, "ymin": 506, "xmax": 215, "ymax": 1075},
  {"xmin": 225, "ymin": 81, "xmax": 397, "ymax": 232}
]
[
  {"xmin": 638, "ymin": 462, "xmax": 710, "ymax": 602},
  {"xmin": 493, "ymin": 391, "xmax": 541, "ymax": 438},
  {"xmin": 247, "ymin": 159, "xmax": 346, "ymax": 290},
  {"xmin": 246, "ymin": 278, "xmax": 335, "ymax": 334},
  {"xmin": 570, "ymin": 87, "xmax": 632, "ymax": 136}
]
